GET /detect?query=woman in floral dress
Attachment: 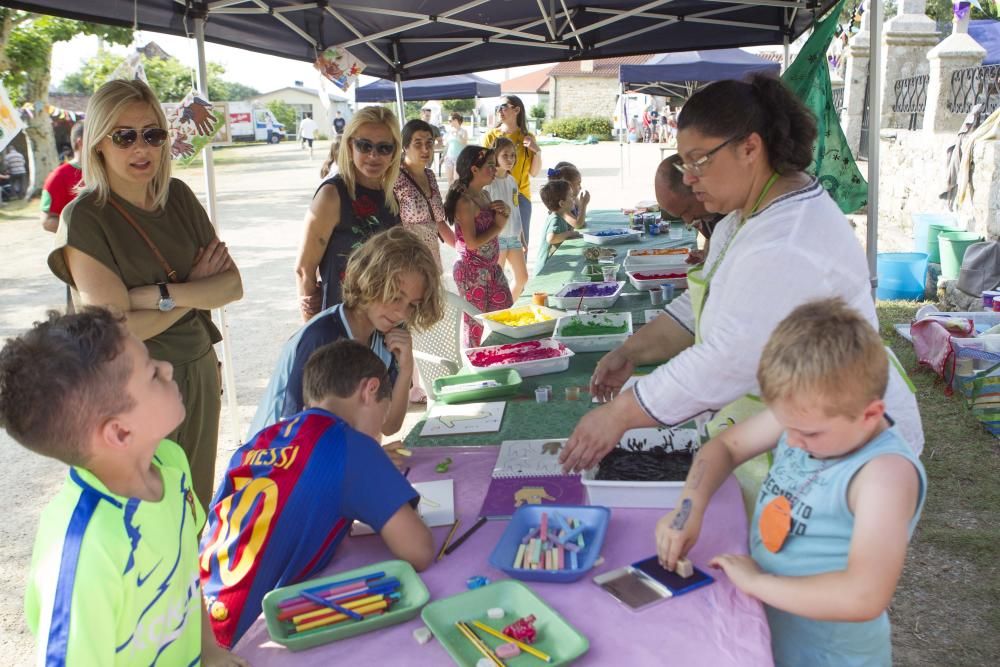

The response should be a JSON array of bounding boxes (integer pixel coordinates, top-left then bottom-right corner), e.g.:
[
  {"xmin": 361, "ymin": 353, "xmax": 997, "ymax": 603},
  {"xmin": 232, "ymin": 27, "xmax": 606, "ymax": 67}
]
[
  {"xmin": 394, "ymin": 119, "xmax": 454, "ymax": 271},
  {"xmin": 296, "ymin": 106, "xmax": 401, "ymax": 320},
  {"xmin": 443, "ymin": 145, "xmax": 514, "ymax": 347}
]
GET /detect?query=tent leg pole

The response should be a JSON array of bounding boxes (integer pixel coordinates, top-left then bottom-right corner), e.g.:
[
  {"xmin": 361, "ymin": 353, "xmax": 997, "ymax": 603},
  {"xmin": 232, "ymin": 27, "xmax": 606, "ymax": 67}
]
[
  {"xmin": 867, "ymin": 0, "xmax": 881, "ymax": 300},
  {"xmin": 619, "ymin": 83, "xmax": 625, "ymax": 190},
  {"xmin": 783, "ymin": 35, "xmax": 790, "ymax": 71},
  {"xmin": 392, "ymin": 42, "xmax": 405, "ymax": 127},
  {"xmin": 194, "ymin": 14, "xmax": 242, "ymax": 444}
]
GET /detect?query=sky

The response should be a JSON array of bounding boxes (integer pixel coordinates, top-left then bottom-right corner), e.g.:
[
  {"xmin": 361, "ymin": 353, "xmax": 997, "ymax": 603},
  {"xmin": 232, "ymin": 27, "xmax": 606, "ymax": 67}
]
[{"xmin": 50, "ymin": 31, "xmax": 547, "ymax": 99}]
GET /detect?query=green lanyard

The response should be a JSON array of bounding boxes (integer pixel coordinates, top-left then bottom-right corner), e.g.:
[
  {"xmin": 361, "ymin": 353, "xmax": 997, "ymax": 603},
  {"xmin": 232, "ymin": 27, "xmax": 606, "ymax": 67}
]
[{"xmin": 704, "ymin": 171, "xmax": 780, "ymax": 284}]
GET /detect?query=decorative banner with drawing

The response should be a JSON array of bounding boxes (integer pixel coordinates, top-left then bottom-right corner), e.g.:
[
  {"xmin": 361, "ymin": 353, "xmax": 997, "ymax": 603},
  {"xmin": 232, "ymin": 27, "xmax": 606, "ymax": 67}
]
[
  {"xmin": 419, "ymin": 401, "xmax": 506, "ymax": 437},
  {"xmin": 163, "ymin": 90, "xmax": 223, "ymax": 161},
  {"xmin": 110, "ymin": 51, "xmax": 149, "ymax": 84},
  {"xmin": 314, "ymin": 46, "xmax": 365, "ymax": 91},
  {"xmin": 0, "ymin": 81, "xmax": 26, "ymax": 153}
]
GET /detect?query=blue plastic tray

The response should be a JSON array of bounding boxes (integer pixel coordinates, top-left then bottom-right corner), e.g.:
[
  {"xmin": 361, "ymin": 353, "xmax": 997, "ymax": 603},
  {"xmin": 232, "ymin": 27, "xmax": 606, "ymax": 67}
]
[{"xmin": 489, "ymin": 504, "xmax": 610, "ymax": 583}]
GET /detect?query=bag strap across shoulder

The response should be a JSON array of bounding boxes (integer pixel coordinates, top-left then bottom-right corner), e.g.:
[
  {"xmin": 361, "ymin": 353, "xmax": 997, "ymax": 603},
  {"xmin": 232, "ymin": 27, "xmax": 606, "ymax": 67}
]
[{"xmin": 106, "ymin": 197, "xmax": 178, "ymax": 283}]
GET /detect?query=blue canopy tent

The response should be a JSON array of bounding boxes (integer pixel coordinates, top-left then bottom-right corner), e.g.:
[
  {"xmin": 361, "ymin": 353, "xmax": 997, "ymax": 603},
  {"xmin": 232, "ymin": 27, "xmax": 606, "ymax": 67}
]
[
  {"xmin": 969, "ymin": 20, "xmax": 1000, "ymax": 65},
  {"xmin": 619, "ymin": 48, "xmax": 782, "ymax": 97},
  {"xmin": 355, "ymin": 74, "xmax": 500, "ymax": 102}
]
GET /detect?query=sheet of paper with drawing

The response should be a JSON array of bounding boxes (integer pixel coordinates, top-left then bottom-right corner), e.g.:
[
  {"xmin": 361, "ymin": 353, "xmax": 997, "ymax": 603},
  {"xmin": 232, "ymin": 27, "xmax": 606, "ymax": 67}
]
[
  {"xmin": 419, "ymin": 401, "xmax": 506, "ymax": 437},
  {"xmin": 480, "ymin": 440, "xmax": 585, "ymax": 520},
  {"xmin": 351, "ymin": 479, "xmax": 455, "ymax": 536}
]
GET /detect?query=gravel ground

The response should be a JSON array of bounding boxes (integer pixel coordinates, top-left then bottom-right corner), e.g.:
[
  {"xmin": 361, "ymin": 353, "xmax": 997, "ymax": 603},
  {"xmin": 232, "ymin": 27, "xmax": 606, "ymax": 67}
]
[{"xmin": 0, "ymin": 139, "xmax": 907, "ymax": 663}]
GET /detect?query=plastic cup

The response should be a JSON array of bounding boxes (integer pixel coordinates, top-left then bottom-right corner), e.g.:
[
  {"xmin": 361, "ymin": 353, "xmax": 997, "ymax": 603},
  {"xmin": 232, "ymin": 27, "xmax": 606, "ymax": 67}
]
[
  {"xmin": 535, "ymin": 387, "xmax": 549, "ymax": 403},
  {"xmin": 650, "ymin": 289, "xmax": 664, "ymax": 305},
  {"xmin": 601, "ymin": 265, "xmax": 617, "ymax": 282},
  {"xmin": 564, "ymin": 386, "xmax": 580, "ymax": 401},
  {"xmin": 532, "ymin": 292, "xmax": 548, "ymax": 306},
  {"xmin": 660, "ymin": 283, "xmax": 675, "ymax": 302},
  {"xmin": 669, "ymin": 223, "xmax": 683, "ymax": 240}
]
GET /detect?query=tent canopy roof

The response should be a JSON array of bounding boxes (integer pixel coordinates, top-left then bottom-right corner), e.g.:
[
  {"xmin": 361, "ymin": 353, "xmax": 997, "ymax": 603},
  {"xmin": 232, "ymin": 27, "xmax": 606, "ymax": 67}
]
[
  {"xmin": 355, "ymin": 73, "xmax": 500, "ymax": 102},
  {"xmin": 620, "ymin": 47, "xmax": 781, "ymax": 96},
  {"xmin": 6, "ymin": 0, "xmax": 838, "ymax": 81}
]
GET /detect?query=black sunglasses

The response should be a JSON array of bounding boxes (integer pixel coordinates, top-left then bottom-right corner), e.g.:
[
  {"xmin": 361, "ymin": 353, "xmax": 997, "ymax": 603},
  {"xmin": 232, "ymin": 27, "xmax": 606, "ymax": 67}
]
[
  {"xmin": 107, "ymin": 128, "xmax": 169, "ymax": 149},
  {"xmin": 352, "ymin": 138, "xmax": 396, "ymax": 156}
]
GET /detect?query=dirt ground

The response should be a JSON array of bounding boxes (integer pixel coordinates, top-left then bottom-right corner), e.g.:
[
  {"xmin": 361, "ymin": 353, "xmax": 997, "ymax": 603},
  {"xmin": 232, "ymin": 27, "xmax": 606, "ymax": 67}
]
[{"xmin": 0, "ymin": 139, "xmax": 920, "ymax": 664}]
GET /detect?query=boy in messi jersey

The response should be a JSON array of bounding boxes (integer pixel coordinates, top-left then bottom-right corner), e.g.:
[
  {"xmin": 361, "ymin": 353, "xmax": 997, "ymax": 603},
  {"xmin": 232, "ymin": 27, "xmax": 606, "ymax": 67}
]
[
  {"xmin": 201, "ymin": 339, "xmax": 434, "ymax": 648},
  {"xmin": 0, "ymin": 309, "xmax": 245, "ymax": 666}
]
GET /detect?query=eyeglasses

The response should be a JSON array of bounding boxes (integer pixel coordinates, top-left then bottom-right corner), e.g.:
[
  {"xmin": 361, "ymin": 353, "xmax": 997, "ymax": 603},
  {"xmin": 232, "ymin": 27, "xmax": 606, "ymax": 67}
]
[
  {"xmin": 106, "ymin": 128, "xmax": 169, "ymax": 149},
  {"xmin": 496, "ymin": 103, "xmax": 516, "ymax": 112},
  {"xmin": 352, "ymin": 138, "xmax": 396, "ymax": 156},
  {"xmin": 674, "ymin": 136, "xmax": 740, "ymax": 177}
]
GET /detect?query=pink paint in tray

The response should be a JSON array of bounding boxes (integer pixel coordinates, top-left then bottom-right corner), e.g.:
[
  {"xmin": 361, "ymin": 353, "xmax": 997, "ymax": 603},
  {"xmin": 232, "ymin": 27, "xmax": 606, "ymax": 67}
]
[{"xmin": 465, "ymin": 339, "xmax": 575, "ymax": 378}]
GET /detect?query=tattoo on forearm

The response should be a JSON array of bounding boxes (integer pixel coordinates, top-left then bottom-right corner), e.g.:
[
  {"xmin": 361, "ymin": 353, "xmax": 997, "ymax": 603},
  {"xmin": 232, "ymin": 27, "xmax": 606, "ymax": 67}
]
[
  {"xmin": 671, "ymin": 498, "xmax": 692, "ymax": 530},
  {"xmin": 688, "ymin": 459, "xmax": 706, "ymax": 490}
]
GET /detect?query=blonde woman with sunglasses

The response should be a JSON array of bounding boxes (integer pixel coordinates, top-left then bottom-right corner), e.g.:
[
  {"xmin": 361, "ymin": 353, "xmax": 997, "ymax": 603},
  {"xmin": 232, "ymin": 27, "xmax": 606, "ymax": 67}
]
[
  {"xmin": 47, "ymin": 79, "xmax": 244, "ymax": 513},
  {"xmin": 296, "ymin": 106, "xmax": 402, "ymax": 321}
]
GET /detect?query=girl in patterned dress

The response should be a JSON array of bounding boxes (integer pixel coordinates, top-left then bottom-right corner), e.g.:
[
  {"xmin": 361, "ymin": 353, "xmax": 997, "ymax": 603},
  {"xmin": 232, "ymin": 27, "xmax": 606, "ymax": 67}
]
[{"xmin": 443, "ymin": 146, "xmax": 514, "ymax": 348}]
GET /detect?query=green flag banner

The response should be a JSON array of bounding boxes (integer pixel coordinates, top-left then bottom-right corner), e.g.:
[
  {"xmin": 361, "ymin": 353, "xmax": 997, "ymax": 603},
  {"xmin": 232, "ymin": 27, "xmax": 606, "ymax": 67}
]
[{"xmin": 782, "ymin": 0, "xmax": 868, "ymax": 213}]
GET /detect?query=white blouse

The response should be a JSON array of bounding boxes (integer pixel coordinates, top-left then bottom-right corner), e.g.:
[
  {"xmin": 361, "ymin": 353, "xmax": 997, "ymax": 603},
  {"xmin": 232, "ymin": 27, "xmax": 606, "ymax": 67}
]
[{"xmin": 633, "ymin": 179, "xmax": 925, "ymax": 456}]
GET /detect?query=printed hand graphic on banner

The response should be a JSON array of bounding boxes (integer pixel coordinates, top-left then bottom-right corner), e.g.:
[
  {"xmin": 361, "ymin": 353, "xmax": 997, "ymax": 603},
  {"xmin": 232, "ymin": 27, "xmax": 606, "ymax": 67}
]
[
  {"xmin": 170, "ymin": 132, "xmax": 195, "ymax": 159},
  {"xmin": 180, "ymin": 96, "xmax": 217, "ymax": 136}
]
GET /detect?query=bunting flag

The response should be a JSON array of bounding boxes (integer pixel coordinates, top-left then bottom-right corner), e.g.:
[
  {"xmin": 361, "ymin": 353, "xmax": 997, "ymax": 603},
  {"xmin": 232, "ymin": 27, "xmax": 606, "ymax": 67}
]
[
  {"xmin": 110, "ymin": 51, "xmax": 149, "ymax": 84},
  {"xmin": 164, "ymin": 90, "xmax": 221, "ymax": 161},
  {"xmin": 314, "ymin": 46, "xmax": 365, "ymax": 91},
  {"xmin": 0, "ymin": 81, "xmax": 27, "ymax": 153},
  {"xmin": 782, "ymin": 0, "xmax": 868, "ymax": 213}
]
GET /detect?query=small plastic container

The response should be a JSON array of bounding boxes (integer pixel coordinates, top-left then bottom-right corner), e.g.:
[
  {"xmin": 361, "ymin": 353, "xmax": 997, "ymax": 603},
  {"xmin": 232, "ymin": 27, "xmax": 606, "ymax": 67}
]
[
  {"xmin": 660, "ymin": 283, "xmax": 675, "ymax": 302},
  {"xmin": 421, "ymin": 581, "xmax": 589, "ymax": 666},
  {"xmin": 552, "ymin": 312, "xmax": 633, "ymax": 353},
  {"xmin": 650, "ymin": 289, "xmax": 664, "ymax": 305},
  {"xmin": 464, "ymin": 339, "xmax": 575, "ymax": 378},
  {"xmin": 581, "ymin": 228, "xmax": 642, "ymax": 245},
  {"xmin": 549, "ymin": 281, "xmax": 625, "ymax": 310},
  {"xmin": 432, "ymin": 369, "xmax": 523, "ymax": 404},
  {"xmin": 475, "ymin": 304, "xmax": 565, "ymax": 339},
  {"xmin": 488, "ymin": 504, "xmax": 611, "ymax": 583},
  {"xmin": 581, "ymin": 470, "xmax": 685, "ymax": 509},
  {"xmin": 262, "ymin": 560, "xmax": 429, "ymax": 652},
  {"xmin": 601, "ymin": 265, "xmax": 617, "ymax": 282},
  {"xmin": 626, "ymin": 247, "xmax": 690, "ymax": 266},
  {"xmin": 627, "ymin": 267, "xmax": 690, "ymax": 291}
]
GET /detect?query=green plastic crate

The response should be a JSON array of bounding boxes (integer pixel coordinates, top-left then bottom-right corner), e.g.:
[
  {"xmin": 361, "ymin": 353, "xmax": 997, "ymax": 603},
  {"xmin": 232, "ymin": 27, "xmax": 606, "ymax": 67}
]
[
  {"xmin": 421, "ymin": 580, "xmax": 589, "ymax": 666},
  {"xmin": 432, "ymin": 369, "xmax": 523, "ymax": 404},
  {"xmin": 262, "ymin": 559, "xmax": 429, "ymax": 651}
]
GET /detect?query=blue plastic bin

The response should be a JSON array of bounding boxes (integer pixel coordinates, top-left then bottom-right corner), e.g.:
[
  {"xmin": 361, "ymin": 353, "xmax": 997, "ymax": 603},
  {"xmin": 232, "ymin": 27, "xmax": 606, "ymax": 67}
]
[
  {"xmin": 489, "ymin": 504, "xmax": 610, "ymax": 583},
  {"xmin": 877, "ymin": 252, "xmax": 929, "ymax": 301},
  {"xmin": 911, "ymin": 212, "xmax": 959, "ymax": 255}
]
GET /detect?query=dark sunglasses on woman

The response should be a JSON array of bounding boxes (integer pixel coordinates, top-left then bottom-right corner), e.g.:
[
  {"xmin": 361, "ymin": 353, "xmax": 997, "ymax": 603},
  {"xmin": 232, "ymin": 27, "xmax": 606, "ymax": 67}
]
[
  {"xmin": 352, "ymin": 138, "xmax": 395, "ymax": 156},
  {"xmin": 107, "ymin": 127, "xmax": 170, "ymax": 148}
]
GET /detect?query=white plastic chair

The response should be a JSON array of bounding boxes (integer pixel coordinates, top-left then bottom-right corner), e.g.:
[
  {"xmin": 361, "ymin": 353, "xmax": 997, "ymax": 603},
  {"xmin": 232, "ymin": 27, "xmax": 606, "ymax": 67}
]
[{"xmin": 412, "ymin": 291, "xmax": 483, "ymax": 402}]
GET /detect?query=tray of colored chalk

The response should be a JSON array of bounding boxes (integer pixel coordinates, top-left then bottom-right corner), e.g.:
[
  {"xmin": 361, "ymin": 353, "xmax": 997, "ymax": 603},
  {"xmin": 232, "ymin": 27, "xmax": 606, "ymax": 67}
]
[
  {"xmin": 548, "ymin": 280, "xmax": 625, "ymax": 310},
  {"xmin": 421, "ymin": 580, "xmax": 589, "ymax": 666},
  {"xmin": 261, "ymin": 559, "xmax": 429, "ymax": 651},
  {"xmin": 552, "ymin": 312, "xmax": 633, "ymax": 353},
  {"xmin": 474, "ymin": 304, "xmax": 566, "ymax": 339},
  {"xmin": 581, "ymin": 227, "xmax": 642, "ymax": 245},
  {"xmin": 489, "ymin": 505, "xmax": 611, "ymax": 583},
  {"xmin": 464, "ymin": 339, "xmax": 575, "ymax": 378}
]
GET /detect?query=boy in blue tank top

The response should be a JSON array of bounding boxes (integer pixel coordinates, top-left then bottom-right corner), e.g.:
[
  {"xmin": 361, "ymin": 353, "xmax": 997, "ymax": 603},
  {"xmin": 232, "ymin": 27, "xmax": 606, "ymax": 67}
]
[{"xmin": 655, "ymin": 298, "xmax": 926, "ymax": 667}]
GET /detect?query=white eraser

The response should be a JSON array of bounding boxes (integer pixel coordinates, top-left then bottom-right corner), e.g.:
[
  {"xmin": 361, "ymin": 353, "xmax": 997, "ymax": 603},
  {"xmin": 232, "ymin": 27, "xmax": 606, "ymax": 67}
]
[
  {"xmin": 487, "ymin": 607, "xmax": 505, "ymax": 619},
  {"xmin": 675, "ymin": 557, "xmax": 694, "ymax": 578},
  {"xmin": 412, "ymin": 626, "xmax": 433, "ymax": 645}
]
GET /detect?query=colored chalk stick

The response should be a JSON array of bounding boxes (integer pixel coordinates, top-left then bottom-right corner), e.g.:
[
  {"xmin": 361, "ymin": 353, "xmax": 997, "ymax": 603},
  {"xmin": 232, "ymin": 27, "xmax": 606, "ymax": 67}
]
[
  {"xmin": 570, "ymin": 550, "xmax": 578, "ymax": 569},
  {"xmin": 540, "ymin": 512, "xmax": 549, "ymax": 542},
  {"xmin": 513, "ymin": 543, "xmax": 526, "ymax": 569}
]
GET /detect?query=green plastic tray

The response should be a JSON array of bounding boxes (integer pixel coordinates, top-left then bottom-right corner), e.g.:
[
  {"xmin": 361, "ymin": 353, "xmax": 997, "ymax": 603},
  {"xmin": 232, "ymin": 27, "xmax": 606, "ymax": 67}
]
[
  {"xmin": 421, "ymin": 580, "xmax": 589, "ymax": 666},
  {"xmin": 432, "ymin": 368, "xmax": 523, "ymax": 404},
  {"xmin": 262, "ymin": 559, "xmax": 429, "ymax": 652}
]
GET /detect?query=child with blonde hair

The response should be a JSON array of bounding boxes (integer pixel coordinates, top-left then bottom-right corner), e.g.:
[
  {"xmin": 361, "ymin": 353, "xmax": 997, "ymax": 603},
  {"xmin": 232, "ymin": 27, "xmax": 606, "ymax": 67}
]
[
  {"xmin": 656, "ymin": 298, "xmax": 926, "ymax": 667},
  {"xmin": 250, "ymin": 227, "xmax": 443, "ymax": 438},
  {"xmin": 485, "ymin": 136, "xmax": 528, "ymax": 301}
]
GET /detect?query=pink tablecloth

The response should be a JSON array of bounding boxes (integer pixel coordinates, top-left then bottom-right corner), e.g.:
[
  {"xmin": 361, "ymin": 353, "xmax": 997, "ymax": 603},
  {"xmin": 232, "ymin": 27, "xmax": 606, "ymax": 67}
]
[{"xmin": 233, "ymin": 446, "xmax": 773, "ymax": 666}]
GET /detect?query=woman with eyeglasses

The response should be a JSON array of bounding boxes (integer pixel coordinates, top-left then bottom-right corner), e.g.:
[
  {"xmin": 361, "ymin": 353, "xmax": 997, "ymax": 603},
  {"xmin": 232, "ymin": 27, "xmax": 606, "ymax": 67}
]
[
  {"xmin": 483, "ymin": 95, "xmax": 542, "ymax": 247},
  {"xmin": 297, "ymin": 106, "xmax": 401, "ymax": 321},
  {"xmin": 560, "ymin": 75, "xmax": 923, "ymax": 474},
  {"xmin": 393, "ymin": 119, "xmax": 455, "ymax": 272},
  {"xmin": 47, "ymin": 79, "xmax": 244, "ymax": 510}
]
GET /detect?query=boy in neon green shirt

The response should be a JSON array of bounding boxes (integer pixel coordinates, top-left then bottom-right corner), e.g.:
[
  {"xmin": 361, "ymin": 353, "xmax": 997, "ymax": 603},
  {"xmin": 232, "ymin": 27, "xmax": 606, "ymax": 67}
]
[{"xmin": 0, "ymin": 308, "xmax": 245, "ymax": 666}]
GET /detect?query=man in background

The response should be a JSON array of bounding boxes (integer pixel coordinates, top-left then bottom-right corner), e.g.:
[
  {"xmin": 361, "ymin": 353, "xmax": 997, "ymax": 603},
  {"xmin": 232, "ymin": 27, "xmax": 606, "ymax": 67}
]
[
  {"xmin": 655, "ymin": 155, "xmax": 722, "ymax": 264},
  {"xmin": 299, "ymin": 113, "xmax": 318, "ymax": 158},
  {"xmin": 4, "ymin": 145, "xmax": 27, "ymax": 199}
]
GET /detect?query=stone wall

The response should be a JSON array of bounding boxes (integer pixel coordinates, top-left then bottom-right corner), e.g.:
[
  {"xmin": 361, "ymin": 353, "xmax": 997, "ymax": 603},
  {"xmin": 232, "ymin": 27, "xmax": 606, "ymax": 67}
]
[
  {"xmin": 552, "ymin": 76, "xmax": 618, "ymax": 119},
  {"xmin": 879, "ymin": 129, "xmax": 999, "ymax": 244}
]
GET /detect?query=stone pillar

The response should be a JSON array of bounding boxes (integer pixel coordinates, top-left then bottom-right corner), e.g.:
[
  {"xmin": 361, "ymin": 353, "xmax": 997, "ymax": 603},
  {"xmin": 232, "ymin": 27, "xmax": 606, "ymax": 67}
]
[
  {"xmin": 842, "ymin": 1, "xmax": 871, "ymax": 155},
  {"xmin": 880, "ymin": 0, "xmax": 940, "ymax": 129},
  {"xmin": 923, "ymin": 10, "xmax": 986, "ymax": 135}
]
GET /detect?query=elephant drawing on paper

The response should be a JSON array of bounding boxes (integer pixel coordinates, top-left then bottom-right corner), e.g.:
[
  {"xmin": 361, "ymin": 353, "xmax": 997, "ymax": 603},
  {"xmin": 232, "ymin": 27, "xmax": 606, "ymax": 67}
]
[{"xmin": 514, "ymin": 486, "xmax": 556, "ymax": 507}]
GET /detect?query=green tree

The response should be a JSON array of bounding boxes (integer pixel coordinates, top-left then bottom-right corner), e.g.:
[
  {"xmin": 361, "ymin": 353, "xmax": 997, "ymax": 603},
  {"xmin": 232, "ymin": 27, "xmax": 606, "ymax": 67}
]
[
  {"xmin": 0, "ymin": 10, "xmax": 132, "ymax": 192},
  {"xmin": 530, "ymin": 103, "xmax": 546, "ymax": 120},
  {"xmin": 266, "ymin": 100, "xmax": 296, "ymax": 131},
  {"xmin": 442, "ymin": 98, "xmax": 475, "ymax": 114},
  {"xmin": 61, "ymin": 51, "xmax": 258, "ymax": 103}
]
